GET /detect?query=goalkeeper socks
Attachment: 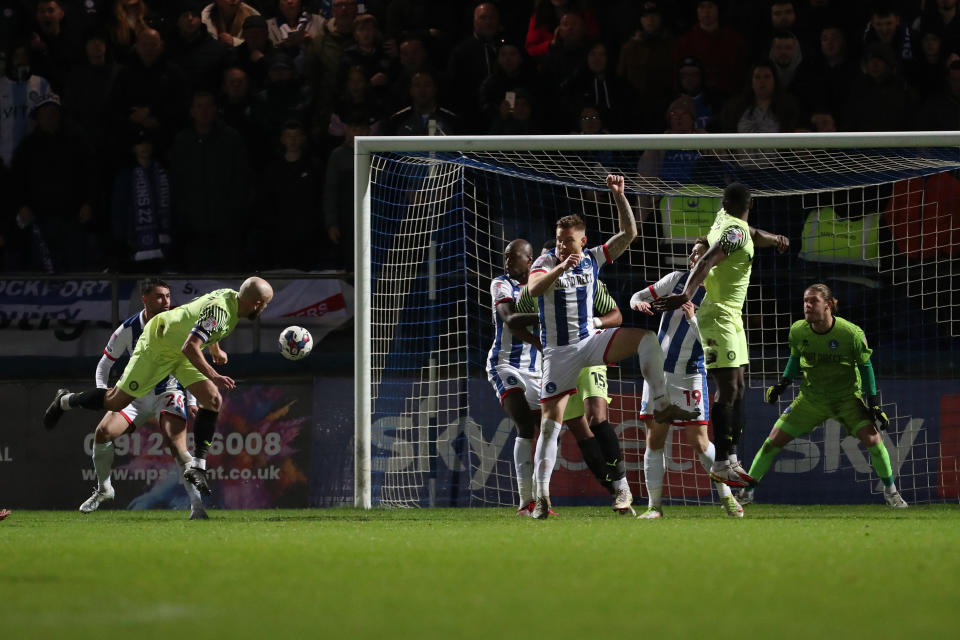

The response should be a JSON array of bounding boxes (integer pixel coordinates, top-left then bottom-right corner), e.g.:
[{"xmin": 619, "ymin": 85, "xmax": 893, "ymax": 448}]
[
  {"xmin": 747, "ymin": 438, "xmax": 783, "ymax": 483},
  {"xmin": 64, "ymin": 388, "xmax": 107, "ymax": 411},
  {"xmin": 591, "ymin": 420, "xmax": 626, "ymax": 482},
  {"xmin": 92, "ymin": 441, "xmax": 115, "ymax": 491},
  {"xmin": 514, "ymin": 437, "xmax": 535, "ymax": 504},
  {"xmin": 192, "ymin": 408, "xmax": 219, "ymax": 460},
  {"xmin": 636, "ymin": 333, "xmax": 669, "ymax": 410},
  {"xmin": 534, "ymin": 419, "xmax": 561, "ymax": 498},
  {"xmin": 712, "ymin": 403, "xmax": 733, "ymax": 459},
  {"xmin": 577, "ymin": 437, "xmax": 611, "ymax": 492},
  {"xmin": 644, "ymin": 447, "xmax": 664, "ymax": 508},
  {"xmin": 868, "ymin": 442, "xmax": 894, "ymax": 486}
]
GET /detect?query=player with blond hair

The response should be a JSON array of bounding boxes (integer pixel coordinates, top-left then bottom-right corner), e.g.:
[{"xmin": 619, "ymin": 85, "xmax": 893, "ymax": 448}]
[{"xmin": 738, "ymin": 283, "xmax": 907, "ymax": 508}]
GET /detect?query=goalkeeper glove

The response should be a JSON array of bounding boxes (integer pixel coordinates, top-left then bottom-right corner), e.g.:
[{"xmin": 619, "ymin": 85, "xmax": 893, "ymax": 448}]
[
  {"xmin": 765, "ymin": 378, "xmax": 790, "ymax": 404},
  {"xmin": 868, "ymin": 396, "xmax": 889, "ymax": 431}
]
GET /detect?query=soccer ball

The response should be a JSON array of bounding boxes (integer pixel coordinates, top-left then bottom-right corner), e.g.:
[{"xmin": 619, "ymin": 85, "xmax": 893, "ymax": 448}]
[{"xmin": 279, "ymin": 326, "xmax": 313, "ymax": 361}]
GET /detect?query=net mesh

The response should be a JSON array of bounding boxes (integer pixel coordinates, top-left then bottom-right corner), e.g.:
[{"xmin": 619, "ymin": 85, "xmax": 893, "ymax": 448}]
[{"xmin": 366, "ymin": 144, "xmax": 960, "ymax": 508}]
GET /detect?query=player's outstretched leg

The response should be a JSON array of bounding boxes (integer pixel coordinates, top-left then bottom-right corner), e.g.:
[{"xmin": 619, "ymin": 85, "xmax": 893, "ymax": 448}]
[{"xmin": 606, "ymin": 329, "xmax": 698, "ymax": 423}]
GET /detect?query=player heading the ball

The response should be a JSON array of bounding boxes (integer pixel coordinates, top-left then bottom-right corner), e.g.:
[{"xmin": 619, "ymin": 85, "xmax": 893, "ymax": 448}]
[{"xmin": 43, "ymin": 277, "xmax": 274, "ymax": 499}]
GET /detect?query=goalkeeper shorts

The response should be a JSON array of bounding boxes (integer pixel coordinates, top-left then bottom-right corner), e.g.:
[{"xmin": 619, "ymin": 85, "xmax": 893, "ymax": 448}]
[{"xmin": 776, "ymin": 392, "xmax": 874, "ymax": 438}]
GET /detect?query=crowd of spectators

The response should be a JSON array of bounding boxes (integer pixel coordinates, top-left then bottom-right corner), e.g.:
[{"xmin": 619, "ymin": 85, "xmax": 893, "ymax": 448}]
[{"xmin": 0, "ymin": 0, "xmax": 958, "ymax": 274}]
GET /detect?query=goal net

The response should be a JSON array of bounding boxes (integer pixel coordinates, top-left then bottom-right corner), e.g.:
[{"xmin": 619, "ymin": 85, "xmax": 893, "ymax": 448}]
[{"xmin": 355, "ymin": 133, "xmax": 960, "ymax": 509}]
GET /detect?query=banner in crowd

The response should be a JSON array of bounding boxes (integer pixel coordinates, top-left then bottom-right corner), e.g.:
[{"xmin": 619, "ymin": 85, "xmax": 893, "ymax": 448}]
[
  {"xmin": 0, "ymin": 382, "xmax": 313, "ymax": 510},
  {"xmin": 0, "ymin": 277, "xmax": 353, "ymax": 356}
]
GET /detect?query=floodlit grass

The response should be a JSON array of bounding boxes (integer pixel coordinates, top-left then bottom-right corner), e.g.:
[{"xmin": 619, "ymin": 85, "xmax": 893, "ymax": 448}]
[{"xmin": 2, "ymin": 506, "xmax": 957, "ymax": 639}]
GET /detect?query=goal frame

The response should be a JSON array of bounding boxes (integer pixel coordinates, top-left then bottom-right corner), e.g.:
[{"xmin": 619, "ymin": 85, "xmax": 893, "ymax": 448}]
[{"xmin": 353, "ymin": 131, "xmax": 960, "ymax": 509}]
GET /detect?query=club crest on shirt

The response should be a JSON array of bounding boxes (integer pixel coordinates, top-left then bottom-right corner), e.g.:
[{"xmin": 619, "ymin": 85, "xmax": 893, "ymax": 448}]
[
  {"xmin": 201, "ymin": 315, "xmax": 218, "ymax": 332},
  {"xmin": 829, "ymin": 340, "xmax": 839, "ymax": 350},
  {"xmin": 545, "ymin": 382, "xmax": 557, "ymax": 394},
  {"xmin": 506, "ymin": 376, "xmax": 518, "ymax": 385}
]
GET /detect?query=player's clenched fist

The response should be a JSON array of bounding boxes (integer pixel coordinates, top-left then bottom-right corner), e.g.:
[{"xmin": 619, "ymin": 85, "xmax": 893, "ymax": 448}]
[
  {"xmin": 559, "ymin": 252, "xmax": 581, "ymax": 270},
  {"xmin": 606, "ymin": 174, "xmax": 625, "ymax": 195}
]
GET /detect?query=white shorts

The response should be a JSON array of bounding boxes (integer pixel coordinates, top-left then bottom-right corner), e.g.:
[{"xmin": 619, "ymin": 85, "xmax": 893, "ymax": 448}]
[
  {"xmin": 488, "ymin": 363, "xmax": 541, "ymax": 411},
  {"xmin": 639, "ymin": 371, "xmax": 710, "ymax": 426},
  {"xmin": 118, "ymin": 388, "xmax": 188, "ymax": 428},
  {"xmin": 541, "ymin": 329, "xmax": 619, "ymax": 402}
]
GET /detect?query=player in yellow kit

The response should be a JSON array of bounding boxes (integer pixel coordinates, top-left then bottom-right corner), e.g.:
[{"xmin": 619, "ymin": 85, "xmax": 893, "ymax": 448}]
[
  {"xmin": 738, "ymin": 283, "xmax": 907, "ymax": 508},
  {"xmin": 654, "ymin": 183, "xmax": 789, "ymax": 488},
  {"xmin": 43, "ymin": 277, "xmax": 274, "ymax": 494}
]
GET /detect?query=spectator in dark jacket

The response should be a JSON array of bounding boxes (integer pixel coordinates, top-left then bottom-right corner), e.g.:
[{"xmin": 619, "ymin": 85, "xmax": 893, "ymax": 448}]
[
  {"xmin": 168, "ymin": 90, "xmax": 250, "ymax": 272},
  {"xmin": 843, "ymin": 42, "xmax": 917, "ymax": 131},
  {"xmin": 11, "ymin": 94, "xmax": 98, "ymax": 272},
  {"xmin": 110, "ymin": 128, "xmax": 172, "ymax": 271}
]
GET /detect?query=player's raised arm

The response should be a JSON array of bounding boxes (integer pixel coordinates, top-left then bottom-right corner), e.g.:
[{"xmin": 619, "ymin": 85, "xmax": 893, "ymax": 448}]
[
  {"xmin": 750, "ymin": 226, "xmax": 789, "ymax": 253},
  {"xmin": 603, "ymin": 174, "xmax": 638, "ymax": 260}
]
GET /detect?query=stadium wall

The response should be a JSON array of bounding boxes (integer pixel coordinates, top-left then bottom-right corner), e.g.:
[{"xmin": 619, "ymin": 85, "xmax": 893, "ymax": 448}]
[{"xmin": 4, "ymin": 376, "xmax": 954, "ymax": 509}]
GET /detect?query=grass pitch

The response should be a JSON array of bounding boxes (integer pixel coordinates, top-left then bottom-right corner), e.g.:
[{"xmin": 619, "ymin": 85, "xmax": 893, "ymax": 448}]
[{"xmin": 2, "ymin": 506, "xmax": 957, "ymax": 639}]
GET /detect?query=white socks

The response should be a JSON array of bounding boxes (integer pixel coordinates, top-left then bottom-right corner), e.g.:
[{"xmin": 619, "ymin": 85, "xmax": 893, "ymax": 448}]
[
  {"xmin": 644, "ymin": 447, "xmax": 664, "ymax": 508},
  {"xmin": 514, "ymin": 437, "xmax": 534, "ymax": 504},
  {"xmin": 92, "ymin": 441, "xmax": 115, "ymax": 491},
  {"xmin": 636, "ymin": 333, "xmax": 669, "ymax": 410},
  {"xmin": 534, "ymin": 419, "xmax": 561, "ymax": 498},
  {"xmin": 698, "ymin": 441, "xmax": 731, "ymax": 497},
  {"xmin": 61, "ymin": 394, "xmax": 74, "ymax": 411},
  {"xmin": 175, "ymin": 458, "xmax": 204, "ymax": 507}
]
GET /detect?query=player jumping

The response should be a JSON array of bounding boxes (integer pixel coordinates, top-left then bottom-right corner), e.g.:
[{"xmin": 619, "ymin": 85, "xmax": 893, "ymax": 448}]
[
  {"xmin": 738, "ymin": 283, "xmax": 908, "ymax": 508},
  {"xmin": 514, "ymin": 242, "xmax": 635, "ymax": 515},
  {"xmin": 630, "ymin": 238, "xmax": 743, "ymax": 518},
  {"xmin": 527, "ymin": 174, "xmax": 696, "ymax": 519},
  {"xmin": 77, "ymin": 277, "xmax": 207, "ymax": 519},
  {"xmin": 43, "ymin": 277, "xmax": 274, "ymax": 496},
  {"xmin": 653, "ymin": 183, "xmax": 789, "ymax": 488}
]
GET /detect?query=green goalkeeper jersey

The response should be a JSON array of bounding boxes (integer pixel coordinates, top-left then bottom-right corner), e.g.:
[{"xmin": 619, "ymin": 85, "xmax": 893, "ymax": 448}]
[
  {"xmin": 790, "ymin": 316, "xmax": 873, "ymax": 401},
  {"xmin": 703, "ymin": 208, "xmax": 754, "ymax": 311},
  {"xmin": 149, "ymin": 288, "xmax": 240, "ymax": 355},
  {"xmin": 516, "ymin": 280, "xmax": 616, "ymax": 317}
]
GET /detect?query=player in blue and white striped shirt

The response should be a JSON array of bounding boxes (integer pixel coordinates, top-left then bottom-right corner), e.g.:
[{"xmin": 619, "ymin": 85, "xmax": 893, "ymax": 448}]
[
  {"xmin": 487, "ymin": 239, "xmax": 544, "ymax": 514},
  {"xmin": 526, "ymin": 174, "xmax": 697, "ymax": 519},
  {"xmin": 631, "ymin": 238, "xmax": 743, "ymax": 518}
]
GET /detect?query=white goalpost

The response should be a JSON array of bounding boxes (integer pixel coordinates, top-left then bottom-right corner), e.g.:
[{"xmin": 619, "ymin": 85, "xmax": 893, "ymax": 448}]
[{"xmin": 355, "ymin": 132, "xmax": 960, "ymax": 510}]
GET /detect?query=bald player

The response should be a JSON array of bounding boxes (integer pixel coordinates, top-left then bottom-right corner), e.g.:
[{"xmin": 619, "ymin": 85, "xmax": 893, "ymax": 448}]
[{"xmin": 43, "ymin": 277, "xmax": 274, "ymax": 494}]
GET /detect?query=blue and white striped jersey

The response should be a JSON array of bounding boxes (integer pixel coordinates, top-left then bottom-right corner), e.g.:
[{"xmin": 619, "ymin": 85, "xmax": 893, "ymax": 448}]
[
  {"xmin": 530, "ymin": 245, "xmax": 611, "ymax": 348},
  {"xmin": 487, "ymin": 275, "xmax": 539, "ymax": 373},
  {"xmin": 631, "ymin": 270, "xmax": 707, "ymax": 376}
]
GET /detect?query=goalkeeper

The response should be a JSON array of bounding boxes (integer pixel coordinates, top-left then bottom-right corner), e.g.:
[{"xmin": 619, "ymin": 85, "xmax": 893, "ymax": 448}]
[{"xmin": 738, "ymin": 283, "xmax": 907, "ymax": 508}]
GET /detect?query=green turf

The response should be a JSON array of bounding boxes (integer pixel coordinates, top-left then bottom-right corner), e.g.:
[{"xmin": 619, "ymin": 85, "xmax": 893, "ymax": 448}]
[{"xmin": 2, "ymin": 506, "xmax": 958, "ymax": 639}]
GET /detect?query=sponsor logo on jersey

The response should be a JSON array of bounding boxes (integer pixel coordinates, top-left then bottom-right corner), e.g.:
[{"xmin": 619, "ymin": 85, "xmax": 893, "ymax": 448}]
[
  {"xmin": 201, "ymin": 315, "xmax": 219, "ymax": 332},
  {"xmin": 545, "ymin": 382, "xmax": 557, "ymax": 394}
]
